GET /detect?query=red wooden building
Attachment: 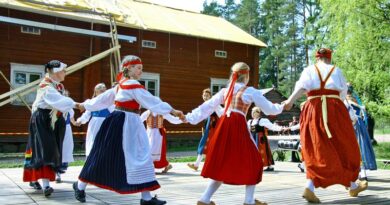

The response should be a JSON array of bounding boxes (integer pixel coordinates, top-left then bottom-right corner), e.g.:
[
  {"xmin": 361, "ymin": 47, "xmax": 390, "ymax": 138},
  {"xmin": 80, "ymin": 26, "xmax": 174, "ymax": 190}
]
[{"xmin": 0, "ymin": 0, "xmax": 267, "ymax": 148}]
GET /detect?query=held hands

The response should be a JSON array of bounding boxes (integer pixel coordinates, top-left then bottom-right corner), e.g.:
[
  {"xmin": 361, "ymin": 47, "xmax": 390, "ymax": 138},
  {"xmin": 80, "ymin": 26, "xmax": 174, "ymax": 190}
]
[
  {"xmin": 171, "ymin": 109, "xmax": 187, "ymax": 123},
  {"xmin": 282, "ymin": 99, "xmax": 294, "ymax": 111},
  {"xmin": 71, "ymin": 118, "xmax": 81, "ymax": 127}
]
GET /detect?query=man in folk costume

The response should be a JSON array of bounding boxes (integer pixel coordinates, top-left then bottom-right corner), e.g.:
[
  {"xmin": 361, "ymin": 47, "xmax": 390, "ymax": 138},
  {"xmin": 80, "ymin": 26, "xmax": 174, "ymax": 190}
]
[
  {"xmin": 188, "ymin": 88, "xmax": 223, "ymax": 171},
  {"xmin": 247, "ymin": 107, "xmax": 288, "ymax": 172},
  {"xmin": 73, "ymin": 55, "xmax": 184, "ymax": 205},
  {"xmin": 140, "ymin": 110, "xmax": 182, "ymax": 173},
  {"xmin": 23, "ymin": 60, "xmax": 80, "ymax": 196},
  {"xmin": 284, "ymin": 48, "xmax": 367, "ymax": 203},
  {"xmin": 186, "ymin": 62, "xmax": 285, "ymax": 205}
]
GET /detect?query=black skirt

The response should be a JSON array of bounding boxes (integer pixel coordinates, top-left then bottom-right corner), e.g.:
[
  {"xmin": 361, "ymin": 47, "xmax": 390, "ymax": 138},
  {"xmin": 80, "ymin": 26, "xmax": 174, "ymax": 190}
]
[{"xmin": 24, "ymin": 108, "xmax": 65, "ymax": 171}]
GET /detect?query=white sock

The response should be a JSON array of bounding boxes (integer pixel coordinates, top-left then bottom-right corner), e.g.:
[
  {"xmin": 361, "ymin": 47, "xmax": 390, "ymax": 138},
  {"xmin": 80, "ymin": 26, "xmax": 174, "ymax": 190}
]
[
  {"xmin": 194, "ymin": 155, "xmax": 203, "ymax": 167},
  {"xmin": 78, "ymin": 180, "xmax": 87, "ymax": 191},
  {"xmin": 141, "ymin": 191, "xmax": 152, "ymax": 201},
  {"xmin": 306, "ymin": 179, "xmax": 315, "ymax": 192},
  {"xmin": 41, "ymin": 178, "xmax": 50, "ymax": 188},
  {"xmin": 360, "ymin": 167, "xmax": 367, "ymax": 178},
  {"xmin": 244, "ymin": 185, "xmax": 256, "ymax": 204},
  {"xmin": 200, "ymin": 180, "xmax": 222, "ymax": 203},
  {"xmin": 350, "ymin": 182, "xmax": 358, "ymax": 190},
  {"xmin": 301, "ymin": 162, "xmax": 305, "ymax": 169}
]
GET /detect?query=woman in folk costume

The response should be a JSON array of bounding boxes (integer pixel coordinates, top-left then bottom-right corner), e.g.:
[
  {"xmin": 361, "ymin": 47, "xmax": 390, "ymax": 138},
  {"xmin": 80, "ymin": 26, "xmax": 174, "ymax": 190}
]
[
  {"xmin": 346, "ymin": 85, "xmax": 377, "ymax": 182},
  {"xmin": 247, "ymin": 106, "xmax": 287, "ymax": 172},
  {"xmin": 188, "ymin": 88, "xmax": 223, "ymax": 171},
  {"xmin": 76, "ymin": 83, "xmax": 114, "ymax": 157},
  {"xmin": 23, "ymin": 60, "xmax": 80, "ymax": 196},
  {"xmin": 140, "ymin": 110, "xmax": 182, "ymax": 173},
  {"xmin": 284, "ymin": 48, "xmax": 367, "ymax": 203},
  {"xmin": 56, "ymin": 91, "xmax": 76, "ymax": 183},
  {"xmin": 186, "ymin": 62, "xmax": 285, "ymax": 205},
  {"xmin": 73, "ymin": 55, "xmax": 184, "ymax": 205}
]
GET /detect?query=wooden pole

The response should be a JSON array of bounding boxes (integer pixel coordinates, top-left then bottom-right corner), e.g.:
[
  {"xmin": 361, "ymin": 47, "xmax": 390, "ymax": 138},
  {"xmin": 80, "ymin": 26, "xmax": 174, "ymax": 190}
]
[
  {"xmin": 0, "ymin": 45, "xmax": 120, "ymax": 106},
  {"xmin": 0, "ymin": 71, "xmax": 32, "ymax": 111}
]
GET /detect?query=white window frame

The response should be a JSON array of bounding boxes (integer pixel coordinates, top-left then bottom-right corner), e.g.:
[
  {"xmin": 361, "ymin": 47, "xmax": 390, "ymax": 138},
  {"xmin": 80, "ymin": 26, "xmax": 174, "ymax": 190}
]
[
  {"xmin": 215, "ymin": 50, "xmax": 227, "ymax": 58},
  {"xmin": 142, "ymin": 40, "xmax": 157, "ymax": 49},
  {"xmin": 210, "ymin": 78, "xmax": 228, "ymax": 95},
  {"xmin": 140, "ymin": 72, "xmax": 160, "ymax": 97},
  {"xmin": 21, "ymin": 26, "xmax": 41, "ymax": 35},
  {"xmin": 10, "ymin": 63, "xmax": 44, "ymax": 105}
]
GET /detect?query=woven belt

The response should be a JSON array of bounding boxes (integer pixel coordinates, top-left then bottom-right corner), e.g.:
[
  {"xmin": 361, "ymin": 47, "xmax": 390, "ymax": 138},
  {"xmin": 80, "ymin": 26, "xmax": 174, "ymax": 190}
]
[
  {"xmin": 307, "ymin": 94, "xmax": 340, "ymax": 139},
  {"xmin": 115, "ymin": 106, "xmax": 141, "ymax": 114}
]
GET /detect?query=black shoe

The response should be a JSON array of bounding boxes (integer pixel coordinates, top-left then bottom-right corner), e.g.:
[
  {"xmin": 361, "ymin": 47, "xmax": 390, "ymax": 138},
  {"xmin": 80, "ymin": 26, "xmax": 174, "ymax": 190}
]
[
  {"xmin": 73, "ymin": 182, "xmax": 86, "ymax": 203},
  {"xmin": 298, "ymin": 164, "xmax": 305, "ymax": 173},
  {"xmin": 359, "ymin": 177, "xmax": 368, "ymax": 182},
  {"xmin": 140, "ymin": 195, "xmax": 167, "ymax": 205},
  {"xmin": 29, "ymin": 182, "xmax": 42, "ymax": 190},
  {"xmin": 43, "ymin": 186, "xmax": 53, "ymax": 197},
  {"xmin": 56, "ymin": 173, "xmax": 62, "ymax": 183},
  {"xmin": 264, "ymin": 167, "xmax": 274, "ymax": 172}
]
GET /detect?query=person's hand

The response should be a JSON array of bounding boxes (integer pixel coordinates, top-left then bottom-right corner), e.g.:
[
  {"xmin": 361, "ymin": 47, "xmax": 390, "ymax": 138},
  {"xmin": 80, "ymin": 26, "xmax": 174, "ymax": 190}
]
[
  {"xmin": 283, "ymin": 99, "xmax": 293, "ymax": 111},
  {"xmin": 72, "ymin": 120, "xmax": 81, "ymax": 127},
  {"xmin": 171, "ymin": 109, "xmax": 186, "ymax": 122}
]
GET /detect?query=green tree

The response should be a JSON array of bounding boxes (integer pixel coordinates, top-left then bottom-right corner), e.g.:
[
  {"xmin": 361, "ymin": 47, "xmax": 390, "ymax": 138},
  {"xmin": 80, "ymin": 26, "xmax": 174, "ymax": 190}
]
[
  {"xmin": 315, "ymin": 0, "xmax": 390, "ymax": 120},
  {"xmin": 234, "ymin": 0, "xmax": 261, "ymax": 36},
  {"xmin": 201, "ymin": 0, "xmax": 222, "ymax": 17}
]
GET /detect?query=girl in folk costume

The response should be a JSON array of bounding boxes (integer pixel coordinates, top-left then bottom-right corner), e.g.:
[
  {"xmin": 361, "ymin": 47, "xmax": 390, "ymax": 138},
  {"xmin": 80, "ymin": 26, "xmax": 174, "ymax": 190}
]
[
  {"xmin": 247, "ymin": 107, "xmax": 287, "ymax": 172},
  {"xmin": 55, "ymin": 90, "xmax": 76, "ymax": 183},
  {"xmin": 73, "ymin": 55, "xmax": 184, "ymax": 205},
  {"xmin": 187, "ymin": 88, "xmax": 223, "ymax": 171},
  {"xmin": 284, "ymin": 48, "xmax": 367, "ymax": 203},
  {"xmin": 23, "ymin": 60, "xmax": 80, "ymax": 196},
  {"xmin": 346, "ymin": 85, "xmax": 377, "ymax": 182},
  {"xmin": 76, "ymin": 83, "xmax": 114, "ymax": 157},
  {"xmin": 140, "ymin": 110, "xmax": 182, "ymax": 173},
  {"xmin": 186, "ymin": 62, "xmax": 285, "ymax": 205}
]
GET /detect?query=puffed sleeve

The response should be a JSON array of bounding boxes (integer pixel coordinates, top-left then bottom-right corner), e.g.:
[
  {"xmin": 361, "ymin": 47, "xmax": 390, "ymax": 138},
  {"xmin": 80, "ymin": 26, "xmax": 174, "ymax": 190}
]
[
  {"xmin": 83, "ymin": 88, "xmax": 116, "ymax": 112},
  {"xmin": 42, "ymin": 87, "xmax": 75, "ymax": 113},
  {"xmin": 186, "ymin": 89, "xmax": 225, "ymax": 125},
  {"xmin": 242, "ymin": 87, "xmax": 284, "ymax": 116},
  {"xmin": 132, "ymin": 89, "xmax": 172, "ymax": 115},
  {"xmin": 77, "ymin": 110, "xmax": 91, "ymax": 124},
  {"xmin": 140, "ymin": 110, "xmax": 151, "ymax": 122},
  {"xmin": 259, "ymin": 118, "xmax": 283, "ymax": 131}
]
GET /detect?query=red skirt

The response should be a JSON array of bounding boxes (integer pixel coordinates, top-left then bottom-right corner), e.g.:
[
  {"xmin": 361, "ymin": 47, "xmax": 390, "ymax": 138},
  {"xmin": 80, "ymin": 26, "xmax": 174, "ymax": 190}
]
[
  {"xmin": 154, "ymin": 128, "xmax": 169, "ymax": 169},
  {"xmin": 300, "ymin": 97, "xmax": 360, "ymax": 188},
  {"xmin": 258, "ymin": 134, "xmax": 274, "ymax": 167},
  {"xmin": 23, "ymin": 165, "xmax": 55, "ymax": 182},
  {"xmin": 201, "ymin": 112, "xmax": 263, "ymax": 185}
]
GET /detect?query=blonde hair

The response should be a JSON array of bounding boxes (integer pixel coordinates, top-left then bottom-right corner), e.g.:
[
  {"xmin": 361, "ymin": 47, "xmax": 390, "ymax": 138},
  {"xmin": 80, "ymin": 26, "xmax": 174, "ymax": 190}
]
[
  {"xmin": 93, "ymin": 83, "xmax": 107, "ymax": 98},
  {"xmin": 120, "ymin": 55, "xmax": 142, "ymax": 78},
  {"xmin": 230, "ymin": 62, "xmax": 250, "ymax": 83}
]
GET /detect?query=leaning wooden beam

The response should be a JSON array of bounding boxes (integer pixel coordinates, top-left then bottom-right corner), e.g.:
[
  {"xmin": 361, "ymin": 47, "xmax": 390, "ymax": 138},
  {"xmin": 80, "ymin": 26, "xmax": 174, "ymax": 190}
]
[
  {"xmin": 0, "ymin": 86, "xmax": 36, "ymax": 107},
  {"xmin": 0, "ymin": 45, "xmax": 121, "ymax": 102},
  {"xmin": 0, "ymin": 71, "xmax": 32, "ymax": 111}
]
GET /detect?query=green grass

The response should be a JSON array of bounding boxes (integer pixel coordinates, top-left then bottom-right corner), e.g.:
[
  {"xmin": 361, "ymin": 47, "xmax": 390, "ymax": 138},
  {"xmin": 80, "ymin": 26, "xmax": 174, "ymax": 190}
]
[
  {"xmin": 375, "ymin": 128, "xmax": 390, "ymax": 135},
  {"xmin": 374, "ymin": 142, "xmax": 390, "ymax": 170},
  {"xmin": 167, "ymin": 146, "xmax": 197, "ymax": 152}
]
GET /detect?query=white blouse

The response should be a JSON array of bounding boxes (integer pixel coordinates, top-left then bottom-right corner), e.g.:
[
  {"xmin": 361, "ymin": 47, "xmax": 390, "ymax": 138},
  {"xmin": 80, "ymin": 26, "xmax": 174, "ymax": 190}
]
[
  {"xmin": 186, "ymin": 83, "xmax": 284, "ymax": 125},
  {"xmin": 83, "ymin": 79, "xmax": 172, "ymax": 115},
  {"xmin": 293, "ymin": 62, "xmax": 348, "ymax": 99},
  {"xmin": 32, "ymin": 78, "xmax": 75, "ymax": 113},
  {"xmin": 140, "ymin": 110, "xmax": 182, "ymax": 125},
  {"xmin": 248, "ymin": 118, "xmax": 283, "ymax": 132}
]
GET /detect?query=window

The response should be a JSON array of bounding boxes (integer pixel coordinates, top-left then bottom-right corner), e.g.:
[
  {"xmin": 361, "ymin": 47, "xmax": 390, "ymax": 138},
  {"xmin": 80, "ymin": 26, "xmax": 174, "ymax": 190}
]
[
  {"xmin": 210, "ymin": 78, "xmax": 228, "ymax": 95},
  {"xmin": 139, "ymin": 72, "xmax": 160, "ymax": 96},
  {"xmin": 10, "ymin": 63, "xmax": 44, "ymax": 105},
  {"xmin": 21, "ymin": 26, "xmax": 41, "ymax": 35},
  {"xmin": 142, "ymin": 40, "xmax": 157, "ymax": 49},
  {"xmin": 215, "ymin": 50, "xmax": 227, "ymax": 58}
]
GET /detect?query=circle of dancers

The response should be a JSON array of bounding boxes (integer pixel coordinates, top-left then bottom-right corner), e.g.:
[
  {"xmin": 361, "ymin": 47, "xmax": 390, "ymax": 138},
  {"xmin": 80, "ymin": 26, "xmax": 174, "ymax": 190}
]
[{"xmin": 22, "ymin": 48, "xmax": 376, "ymax": 205}]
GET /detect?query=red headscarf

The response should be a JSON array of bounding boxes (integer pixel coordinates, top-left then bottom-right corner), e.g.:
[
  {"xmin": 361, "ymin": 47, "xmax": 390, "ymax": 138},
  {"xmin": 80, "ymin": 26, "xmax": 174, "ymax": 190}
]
[
  {"xmin": 315, "ymin": 48, "xmax": 332, "ymax": 59},
  {"xmin": 116, "ymin": 59, "xmax": 143, "ymax": 82}
]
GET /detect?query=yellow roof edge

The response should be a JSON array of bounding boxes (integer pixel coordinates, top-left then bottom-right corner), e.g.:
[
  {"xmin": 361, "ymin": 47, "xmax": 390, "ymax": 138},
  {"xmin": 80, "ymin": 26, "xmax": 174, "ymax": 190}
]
[{"xmin": 0, "ymin": 2, "xmax": 267, "ymax": 47}]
